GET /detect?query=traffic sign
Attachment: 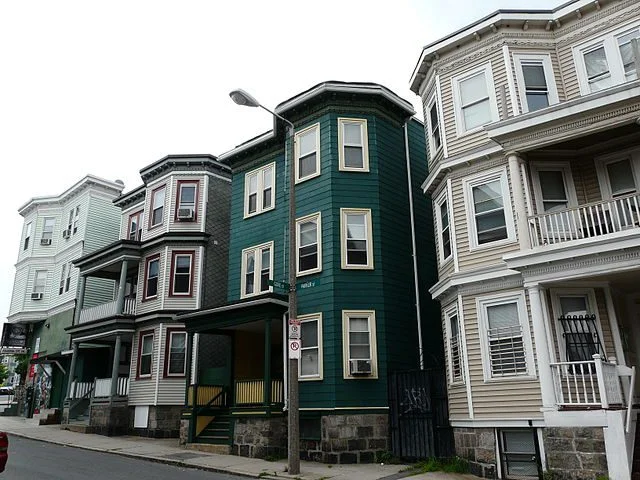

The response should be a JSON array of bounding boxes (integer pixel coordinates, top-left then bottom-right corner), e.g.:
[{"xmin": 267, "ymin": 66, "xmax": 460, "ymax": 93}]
[
  {"xmin": 289, "ymin": 339, "xmax": 301, "ymax": 359},
  {"xmin": 288, "ymin": 323, "xmax": 300, "ymax": 339},
  {"xmin": 297, "ymin": 279, "xmax": 320, "ymax": 290}
]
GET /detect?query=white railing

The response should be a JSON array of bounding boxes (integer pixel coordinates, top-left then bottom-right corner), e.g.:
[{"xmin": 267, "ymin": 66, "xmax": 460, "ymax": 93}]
[
  {"xmin": 93, "ymin": 377, "xmax": 130, "ymax": 398},
  {"xmin": 69, "ymin": 380, "xmax": 94, "ymax": 399},
  {"xmin": 528, "ymin": 193, "xmax": 640, "ymax": 247},
  {"xmin": 79, "ymin": 297, "xmax": 136, "ymax": 324}
]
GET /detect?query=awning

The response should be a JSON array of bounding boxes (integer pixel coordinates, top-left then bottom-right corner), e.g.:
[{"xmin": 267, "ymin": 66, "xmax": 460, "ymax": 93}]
[{"xmin": 30, "ymin": 351, "xmax": 71, "ymax": 375}]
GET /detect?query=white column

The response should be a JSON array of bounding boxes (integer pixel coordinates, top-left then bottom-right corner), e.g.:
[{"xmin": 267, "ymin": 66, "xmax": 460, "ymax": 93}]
[
  {"xmin": 527, "ymin": 284, "xmax": 556, "ymax": 409},
  {"xmin": 508, "ymin": 152, "xmax": 531, "ymax": 250},
  {"xmin": 110, "ymin": 334, "xmax": 122, "ymax": 398}
]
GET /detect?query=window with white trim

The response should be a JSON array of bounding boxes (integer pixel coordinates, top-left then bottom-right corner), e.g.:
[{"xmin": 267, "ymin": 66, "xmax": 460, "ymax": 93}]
[
  {"xmin": 444, "ymin": 304, "xmax": 463, "ymax": 384},
  {"xmin": 342, "ymin": 310, "xmax": 377, "ymax": 379},
  {"xmin": 144, "ymin": 256, "xmax": 160, "ymax": 299},
  {"xmin": 464, "ymin": 168, "xmax": 515, "ymax": 248},
  {"xmin": 241, "ymin": 242, "xmax": 273, "ymax": 298},
  {"xmin": 513, "ymin": 54, "xmax": 559, "ymax": 113},
  {"xmin": 33, "ymin": 270, "xmax": 47, "ymax": 294},
  {"xmin": 23, "ymin": 222, "xmax": 32, "ymax": 251},
  {"xmin": 478, "ymin": 293, "xmax": 533, "ymax": 380},
  {"xmin": 295, "ymin": 124, "xmax": 320, "ymax": 182},
  {"xmin": 59, "ymin": 262, "xmax": 72, "ymax": 295},
  {"xmin": 166, "ymin": 331, "xmax": 187, "ymax": 376},
  {"xmin": 176, "ymin": 181, "xmax": 197, "ymax": 220},
  {"xmin": 244, "ymin": 163, "xmax": 275, "ymax": 217},
  {"xmin": 42, "ymin": 217, "xmax": 55, "ymax": 241},
  {"xmin": 426, "ymin": 95, "xmax": 442, "ymax": 155},
  {"xmin": 128, "ymin": 211, "xmax": 143, "ymax": 241},
  {"xmin": 299, "ymin": 313, "xmax": 322, "ymax": 380},
  {"xmin": 435, "ymin": 190, "xmax": 452, "ymax": 264},
  {"xmin": 150, "ymin": 185, "xmax": 166, "ymax": 228},
  {"xmin": 340, "ymin": 208, "xmax": 373, "ymax": 269},
  {"xmin": 138, "ymin": 332, "xmax": 154, "ymax": 377},
  {"xmin": 452, "ymin": 64, "xmax": 498, "ymax": 135},
  {"xmin": 595, "ymin": 150, "xmax": 640, "ymax": 227},
  {"xmin": 338, "ymin": 118, "xmax": 369, "ymax": 171},
  {"xmin": 574, "ymin": 24, "xmax": 640, "ymax": 94},
  {"xmin": 67, "ymin": 206, "xmax": 80, "ymax": 235},
  {"xmin": 296, "ymin": 213, "xmax": 321, "ymax": 276},
  {"xmin": 530, "ymin": 162, "xmax": 579, "ymax": 237},
  {"xmin": 170, "ymin": 252, "xmax": 193, "ymax": 296}
]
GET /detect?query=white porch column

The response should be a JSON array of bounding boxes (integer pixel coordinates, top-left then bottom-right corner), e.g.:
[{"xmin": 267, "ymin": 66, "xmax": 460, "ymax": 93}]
[
  {"xmin": 527, "ymin": 284, "xmax": 556, "ymax": 409},
  {"xmin": 73, "ymin": 276, "xmax": 87, "ymax": 325},
  {"xmin": 110, "ymin": 334, "xmax": 122, "ymax": 398},
  {"xmin": 508, "ymin": 152, "xmax": 531, "ymax": 250},
  {"xmin": 115, "ymin": 260, "xmax": 129, "ymax": 315}
]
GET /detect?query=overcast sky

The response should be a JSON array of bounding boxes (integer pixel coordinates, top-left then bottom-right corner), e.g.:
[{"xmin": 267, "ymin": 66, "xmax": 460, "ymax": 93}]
[{"xmin": 0, "ymin": 0, "xmax": 561, "ymax": 323}]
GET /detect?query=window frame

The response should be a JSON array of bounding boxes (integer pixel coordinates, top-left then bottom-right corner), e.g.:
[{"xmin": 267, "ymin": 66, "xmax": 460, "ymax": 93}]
[
  {"xmin": 169, "ymin": 251, "xmax": 194, "ymax": 297},
  {"xmin": 23, "ymin": 222, "xmax": 32, "ymax": 251},
  {"xmin": 530, "ymin": 161, "xmax": 579, "ymax": 215},
  {"xmin": 42, "ymin": 217, "xmax": 55, "ymax": 241},
  {"xmin": 338, "ymin": 118, "xmax": 369, "ymax": 172},
  {"xmin": 434, "ymin": 189, "xmax": 453, "ymax": 265},
  {"xmin": 463, "ymin": 167, "xmax": 516, "ymax": 250},
  {"xmin": 72, "ymin": 206, "xmax": 80, "ymax": 234},
  {"xmin": 477, "ymin": 292, "xmax": 535, "ymax": 382},
  {"xmin": 340, "ymin": 208, "xmax": 374, "ymax": 270},
  {"xmin": 127, "ymin": 210, "xmax": 143, "ymax": 241},
  {"xmin": 149, "ymin": 184, "xmax": 167, "ymax": 229},
  {"xmin": 240, "ymin": 241, "xmax": 274, "ymax": 299},
  {"xmin": 513, "ymin": 53, "xmax": 559, "ymax": 113},
  {"xmin": 33, "ymin": 270, "xmax": 47, "ymax": 294},
  {"xmin": 59, "ymin": 263, "xmax": 67, "ymax": 295},
  {"xmin": 294, "ymin": 123, "xmax": 321, "ymax": 184},
  {"xmin": 550, "ymin": 288, "xmax": 606, "ymax": 363},
  {"xmin": 137, "ymin": 330, "xmax": 154, "ymax": 379},
  {"xmin": 164, "ymin": 329, "xmax": 187, "ymax": 377},
  {"xmin": 594, "ymin": 148, "xmax": 640, "ymax": 200},
  {"xmin": 342, "ymin": 310, "xmax": 378, "ymax": 380},
  {"xmin": 451, "ymin": 63, "xmax": 499, "ymax": 137},
  {"xmin": 296, "ymin": 212, "xmax": 322, "ymax": 277},
  {"xmin": 174, "ymin": 180, "xmax": 199, "ymax": 222},
  {"xmin": 298, "ymin": 313, "xmax": 323, "ymax": 381},
  {"xmin": 244, "ymin": 162, "xmax": 276, "ymax": 218},
  {"xmin": 426, "ymin": 94, "xmax": 443, "ymax": 156},
  {"xmin": 444, "ymin": 303, "xmax": 464, "ymax": 385},
  {"xmin": 143, "ymin": 254, "xmax": 161, "ymax": 300}
]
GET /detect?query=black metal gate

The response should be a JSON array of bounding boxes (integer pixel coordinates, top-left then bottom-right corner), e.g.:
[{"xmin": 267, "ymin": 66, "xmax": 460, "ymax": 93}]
[{"xmin": 388, "ymin": 369, "xmax": 454, "ymax": 460}]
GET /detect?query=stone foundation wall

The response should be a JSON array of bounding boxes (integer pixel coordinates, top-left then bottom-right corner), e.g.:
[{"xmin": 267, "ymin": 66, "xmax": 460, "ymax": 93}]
[
  {"xmin": 316, "ymin": 414, "xmax": 388, "ymax": 464},
  {"xmin": 90, "ymin": 404, "xmax": 130, "ymax": 436},
  {"xmin": 130, "ymin": 405, "xmax": 182, "ymax": 438},
  {"xmin": 453, "ymin": 427, "xmax": 496, "ymax": 479},
  {"xmin": 179, "ymin": 417, "xmax": 189, "ymax": 445},
  {"xmin": 542, "ymin": 427, "xmax": 607, "ymax": 480},
  {"xmin": 233, "ymin": 416, "xmax": 287, "ymax": 459}
]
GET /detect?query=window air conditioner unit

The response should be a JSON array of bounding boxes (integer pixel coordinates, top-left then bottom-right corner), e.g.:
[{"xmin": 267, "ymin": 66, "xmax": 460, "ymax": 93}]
[
  {"xmin": 177, "ymin": 208, "xmax": 195, "ymax": 221},
  {"xmin": 40, "ymin": 238, "xmax": 52, "ymax": 246},
  {"xmin": 62, "ymin": 229, "xmax": 71, "ymax": 239},
  {"xmin": 349, "ymin": 359, "xmax": 372, "ymax": 376},
  {"xmin": 31, "ymin": 292, "xmax": 43, "ymax": 300}
]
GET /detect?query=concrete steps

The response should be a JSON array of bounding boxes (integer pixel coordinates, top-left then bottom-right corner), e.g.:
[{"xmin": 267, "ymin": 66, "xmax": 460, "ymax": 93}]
[{"xmin": 34, "ymin": 408, "xmax": 60, "ymax": 425}]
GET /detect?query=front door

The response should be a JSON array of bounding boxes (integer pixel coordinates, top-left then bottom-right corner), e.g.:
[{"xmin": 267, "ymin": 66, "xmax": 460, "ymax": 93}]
[
  {"xmin": 499, "ymin": 429, "xmax": 540, "ymax": 479},
  {"xmin": 197, "ymin": 334, "xmax": 232, "ymax": 390}
]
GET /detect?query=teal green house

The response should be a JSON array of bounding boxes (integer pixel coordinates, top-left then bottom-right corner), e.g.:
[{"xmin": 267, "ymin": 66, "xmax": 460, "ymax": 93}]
[{"xmin": 180, "ymin": 82, "xmax": 441, "ymax": 463}]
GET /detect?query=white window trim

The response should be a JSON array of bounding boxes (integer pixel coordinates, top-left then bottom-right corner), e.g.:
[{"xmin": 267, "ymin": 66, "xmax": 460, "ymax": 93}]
[
  {"xmin": 171, "ymin": 253, "xmax": 193, "ymax": 296},
  {"xmin": 573, "ymin": 21, "xmax": 640, "ymax": 95},
  {"xmin": 144, "ymin": 257, "xmax": 160, "ymax": 300},
  {"xmin": 42, "ymin": 217, "xmax": 55, "ymax": 240},
  {"xmin": 512, "ymin": 53, "xmax": 559, "ymax": 113},
  {"xmin": 150, "ymin": 185, "xmax": 166, "ymax": 228},
  {"xmin": 530, "ymin": 161, "xmax": 579, "ymax": 214},
  {"xmin": 342, "ymin": 310, "xmax": 378, "ymax": 380},
  {"xmin": 434, "ymin": 189, "xmax": 453, "ymax": 266},
  {"xmin": 296, "ymin": 212, "xmax": 322, "ymax": 277},
  {"xmin": 451, "ymin": 63, "xmax": 499, "ymax": 137},
  {"xmin": 340, "ymin": 208, "xmax": 374, "ymax": 270},
  {"xmin": 477, "ymin": 291, "xmax": 535, "ymax": 382},
  {"xmin": 243, "ymin": 162, "xmax": 276, "ymax": 219},
  {"xmin": 426, "ymin": 93, "xmax": 444, "ymax": 157},
  {"xmin": 139, "ymin": 333, "xmax": 154, "ymax": 378},
  {"xmin": 33, "ymin": 270, "xmax": 47, "ymax": 294},
  {"xmin": 23, "ymin": 222, "xmax": 32, "ymax": 251},
  {"xmin": 166, "ymin": 331, "xmax": 187, "ymax": 377},
  {"xmin": 444, "ymin": 303, "xmax": 464, "ymax": 385},
  {"xmin": 298, "ymin": 313, "xmax": 323, "ymax": 381},
  {"xmin": 594, "ymin": 148, "xmax": 640, "ymax": 200},
  {"xmin": 294, "ymin": 123, "xmax": 321, "ymax": 184},
  {"xmin": 338, "ymin": 118, "xmax": 369, "ymax": 172},
  {"xmin": 549, "ymin": 288, "xmax": 606, "ymax": 363},
  {"xmin": 463, "ymin": 167, "xmax": 516, "ymax": 250},
  {"xmin": 240, "ymin": 241, "xmax": 274, "ymax": 299}
]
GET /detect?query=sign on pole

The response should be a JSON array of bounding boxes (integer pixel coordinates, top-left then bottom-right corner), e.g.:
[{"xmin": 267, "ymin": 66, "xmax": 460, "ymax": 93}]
[
  {"xmin": 288, "ymin": 339, "xmax": 301, "ymax": 359},
  {"xmin": 288, "ymin": 323, "xmax": 300, "ymax": 339},
  {"xmin": 268, "ymin": 279, "xmax": 290, "ymax": 291}
]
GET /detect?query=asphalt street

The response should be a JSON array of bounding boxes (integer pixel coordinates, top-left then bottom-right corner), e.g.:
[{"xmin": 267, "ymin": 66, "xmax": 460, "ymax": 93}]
[{"xmin": 3, "ymin": 436, "xmax": 243, "ymax": 480}]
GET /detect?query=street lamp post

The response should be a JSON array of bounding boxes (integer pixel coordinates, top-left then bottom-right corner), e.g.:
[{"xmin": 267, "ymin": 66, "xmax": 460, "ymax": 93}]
[{"xmin": 229, "ymin": 89, "xmax": 300, "ymax": 475}]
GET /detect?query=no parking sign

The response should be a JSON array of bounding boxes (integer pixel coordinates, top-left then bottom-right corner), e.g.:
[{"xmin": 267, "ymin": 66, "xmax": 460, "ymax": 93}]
[{"xmin": 289, "ymin": 339, "xmax": 301, "ymax": 359}]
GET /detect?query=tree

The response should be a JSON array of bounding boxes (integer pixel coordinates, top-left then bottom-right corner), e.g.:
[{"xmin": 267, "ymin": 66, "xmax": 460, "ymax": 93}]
[
  {"xmin": 14, "ymin": 355, "xmax": 29, "ymax": 385},
  {"xmin": 0, "ymin": 364, "xmax": 8, "ymax": 386}
]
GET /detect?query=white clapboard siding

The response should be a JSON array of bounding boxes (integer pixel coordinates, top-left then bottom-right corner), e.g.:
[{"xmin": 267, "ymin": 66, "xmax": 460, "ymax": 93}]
[
  {"xmin": 141, "ymin": 178, "xmax": 173, "ymax": 243},
  {"xmin": 156, "ymin": 324, "xmax": 187, "ymax": 405},
  {"xmin": 136, "ymin": 248, "xmax": 165, "ymax": 316},
  {"xmin": 163, "ymin": 247, "xmax": 201, "ymax": 311},
  {"xmin": 441, "ymin": 311, "xmax": 469, "ymax": 420},
  {"xmin": 16, "ymin": 212, "xmax": 38, "ymax": 264},
  {"xmin": 128, "ymin": 325, "xmax": 161, "ymax": 406},
  {"xmin": 30, "ymin": 209, "xmax": 63, "ymax": 259},
  {"xmin": 84, "ymin": 193, "xmax": 122, "ymax": 254},
  {"xmin": 83, "ymin": 277, "xmax": 117, "ymax": 310},
  {"xmin": 8, "ymin": 266, "xmax": 29, "ymax": 316},
  {"xmin": 168, "ymin": 174, "xmax": 206, "ymax": 233}
]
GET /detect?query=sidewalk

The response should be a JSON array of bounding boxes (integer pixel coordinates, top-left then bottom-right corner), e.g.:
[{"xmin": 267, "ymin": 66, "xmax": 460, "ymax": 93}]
[{"xmin": 0, "ymin": 416, "xmax": 473, "ymax": 480}]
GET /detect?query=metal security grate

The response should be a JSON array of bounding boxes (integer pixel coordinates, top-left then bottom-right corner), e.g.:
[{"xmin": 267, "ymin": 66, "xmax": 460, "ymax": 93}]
[
  {"xmin": 500, "ymin": 429, "xmax": 540, "ymax": 478},
  {"xmin": 558, "ymin": 315, "xmax": 605, "ymax": 362},
  {"xmin": 488, "ymin": 325, "xmax": 527, "ymax": 376}
]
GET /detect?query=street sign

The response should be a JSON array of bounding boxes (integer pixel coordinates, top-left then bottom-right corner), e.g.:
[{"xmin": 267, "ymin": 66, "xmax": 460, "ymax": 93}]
[
  {"xmin": 289, "ymin": 339, "xmax": 301, "ymax": 359},
  {"xmin": 288, "ymin": 323, "xmax": 300, "ymax": 339},
  {"xmin": 268, "ymin": 279, "xmax": 290, "ymax": 290},
  {"xmin": 297, "ymin": 279, "xmax": 320, "ymax": 290}
]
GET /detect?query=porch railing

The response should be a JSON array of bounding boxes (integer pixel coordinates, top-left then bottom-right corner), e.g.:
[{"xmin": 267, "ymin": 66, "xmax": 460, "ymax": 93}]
[
  {"xmin": 69, "ymin": 380, "xmax": 94, "ymax": 399},
  {"xmin": 93, "ymin": 377, "xmax": 129, "ymax": 397},
  {"xmin": 550, "ymin": 354, "xmax": 635, "ymax": 411},
  {"xmin": 79, "ymin": 297, "xmax": 136, "ymax": 324},
  {"xmin": 528, "ymin": 192, "xmax": 640, "ymax": 247},
  {"xmin": 186, "ymin": 384, "xmax": 227, "ymax": 407},
  {"xmin": 234, "ymin": 379, "xmax": 284, "ymax": 406}
]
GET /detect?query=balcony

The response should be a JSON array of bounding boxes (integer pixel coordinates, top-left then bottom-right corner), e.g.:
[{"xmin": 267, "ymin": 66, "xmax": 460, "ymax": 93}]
[
  {"xmin": 79, "ymin": 297, "xmax": 136, "ymax": 324},
  {"xmin": 528, "ymin": 193, "xmax": 640, "ymax": 248}
]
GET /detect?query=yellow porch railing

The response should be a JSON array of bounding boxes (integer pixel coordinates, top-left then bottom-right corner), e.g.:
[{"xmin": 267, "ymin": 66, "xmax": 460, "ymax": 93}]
[
  {"xmin": 187, "ymin": 385, "xmax": 226, "ymax": 407},
  {"xmin": 234, "ymin": 379, "xmax": 284, "ymax": 406}
]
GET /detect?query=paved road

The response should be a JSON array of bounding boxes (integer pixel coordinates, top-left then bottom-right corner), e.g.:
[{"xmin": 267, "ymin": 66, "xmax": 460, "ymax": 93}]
[{"xmin": 4, "ymin": 436, "xmax": 243, "ymax": 480}]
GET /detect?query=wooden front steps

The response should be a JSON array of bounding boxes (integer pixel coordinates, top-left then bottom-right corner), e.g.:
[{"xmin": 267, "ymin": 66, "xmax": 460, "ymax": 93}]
[{"xmin": 194, "ymin": 412, "xmax": 232, "ymax": 447}]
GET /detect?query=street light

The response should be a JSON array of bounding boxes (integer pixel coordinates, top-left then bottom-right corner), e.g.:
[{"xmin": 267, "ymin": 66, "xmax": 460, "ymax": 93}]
[{"xmin": 229, "ymin": 89, "xmax": 300, "ymax": 475}]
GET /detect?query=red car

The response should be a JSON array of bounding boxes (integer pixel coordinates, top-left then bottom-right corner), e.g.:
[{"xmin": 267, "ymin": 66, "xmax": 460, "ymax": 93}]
[{"xmin": 0, "ymin": 432, "xmax": 8, "ymax": 472}]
